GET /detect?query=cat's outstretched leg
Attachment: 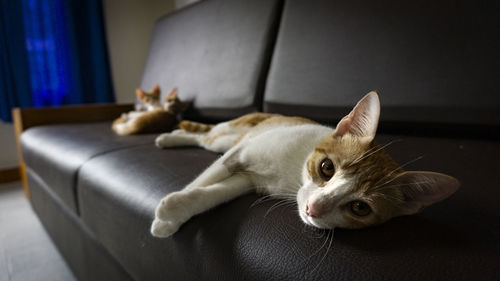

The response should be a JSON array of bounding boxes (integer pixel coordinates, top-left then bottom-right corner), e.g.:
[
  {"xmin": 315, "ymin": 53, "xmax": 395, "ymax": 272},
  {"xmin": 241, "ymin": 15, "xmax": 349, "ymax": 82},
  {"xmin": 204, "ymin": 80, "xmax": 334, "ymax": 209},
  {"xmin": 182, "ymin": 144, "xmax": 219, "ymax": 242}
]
[
  {"xmin": 155, "ymin": 124, "xmax": 243, "ymax": 153},
  {"xmin": 155, "ymin": 129, "xmax": 203, "ymax": 148},
  {"xmin": 151, "ymin": 174, "xmax": 253, "ymax": 238}
]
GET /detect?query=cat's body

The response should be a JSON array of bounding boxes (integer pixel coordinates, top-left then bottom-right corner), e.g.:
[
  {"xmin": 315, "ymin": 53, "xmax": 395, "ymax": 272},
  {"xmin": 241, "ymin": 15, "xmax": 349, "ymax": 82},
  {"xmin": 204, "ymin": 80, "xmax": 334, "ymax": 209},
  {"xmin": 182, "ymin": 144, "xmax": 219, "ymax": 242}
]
[
  {"xmin": 112, "ymin": 85, "xmax": 189, "ymax": 136},
  {"xmin": 151, "ymin": 92, "xmax": 459, "ymax": 237}
]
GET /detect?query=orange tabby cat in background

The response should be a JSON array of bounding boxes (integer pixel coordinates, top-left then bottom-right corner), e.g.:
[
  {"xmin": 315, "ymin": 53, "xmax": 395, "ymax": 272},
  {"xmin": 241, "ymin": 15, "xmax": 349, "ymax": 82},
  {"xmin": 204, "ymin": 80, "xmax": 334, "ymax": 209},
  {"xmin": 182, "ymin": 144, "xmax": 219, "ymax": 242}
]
[{"xmin": 112, "ymin": 84, "xmax": 189, "ymax": 136}]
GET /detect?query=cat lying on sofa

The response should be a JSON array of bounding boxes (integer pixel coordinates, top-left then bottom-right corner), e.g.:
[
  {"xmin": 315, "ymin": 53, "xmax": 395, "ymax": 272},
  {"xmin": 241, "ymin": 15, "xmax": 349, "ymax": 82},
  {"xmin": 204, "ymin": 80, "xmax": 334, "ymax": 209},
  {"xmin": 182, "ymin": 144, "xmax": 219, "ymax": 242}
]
[
  {"xmin": 112, "ymin": 85, "xmax": 189, "ymax": 135},
  {"xmin": 152, "ymin": 92, "xmax": 459, "ymax": 238}
]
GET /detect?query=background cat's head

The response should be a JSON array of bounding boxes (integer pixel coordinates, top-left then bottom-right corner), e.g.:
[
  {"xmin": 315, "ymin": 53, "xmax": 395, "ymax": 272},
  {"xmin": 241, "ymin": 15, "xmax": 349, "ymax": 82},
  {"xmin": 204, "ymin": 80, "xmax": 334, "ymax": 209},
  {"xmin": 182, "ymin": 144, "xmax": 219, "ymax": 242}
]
[
  {"xmin": 297, "ymin": 92, "xmax": 460, "ymax": 230},
  {"xmin": 163, "ymin": 88, "xmax": 190, "ymax": 114},
  {"xmin": 136, "ymin": 84, "xmax": 161, "ymax": 111}
]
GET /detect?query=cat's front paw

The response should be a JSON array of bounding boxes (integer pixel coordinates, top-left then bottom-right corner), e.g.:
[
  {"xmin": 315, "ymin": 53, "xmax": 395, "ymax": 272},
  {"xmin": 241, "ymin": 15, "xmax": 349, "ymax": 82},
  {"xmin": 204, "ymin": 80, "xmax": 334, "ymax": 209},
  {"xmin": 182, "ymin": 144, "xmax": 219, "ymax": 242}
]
[
  {"xmin": 170, "ymin": 129, "xmax": 185, "ymax": 135},
  {"xmin": 150, "ymin": 218, "xmax": 180, "ymax": 238},
  {"xmin": 155, "ymin": 133, "xmax": 170, "ymax": 148},
  {"xmin": 155, "ymin": 132, "xmax": 195, "ymax": 148},
  {"xmin": 155, "ymin": 192, "xmax": 192, "ymax": 222}
]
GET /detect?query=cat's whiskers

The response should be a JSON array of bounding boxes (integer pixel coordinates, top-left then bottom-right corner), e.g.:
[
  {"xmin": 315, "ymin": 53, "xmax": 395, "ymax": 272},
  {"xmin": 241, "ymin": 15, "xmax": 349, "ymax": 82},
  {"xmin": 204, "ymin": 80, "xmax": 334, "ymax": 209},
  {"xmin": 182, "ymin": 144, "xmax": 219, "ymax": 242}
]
[
  {"xmin": 309, "ymin": 229, "xmax": 335, "ymax": 275},
  {"xmin": 298, "ymin": 224, "xmax": 326, "ymax": 241},
  {"xmin": 386, "ymin": 155, "xmax": 424, "ymax": 178},
  {"xmin": 376, "ymin": 193, "xmax": 404, "ymax": 202},
  {"xmin": 249, "ymin": 192, "xmax": 296, "ymax": 209},
  {"xmin": 368, "ymin": 155, "xmax": 426, "ymax": 193},
  {"xmin": 304, "ymin": 229, "xmax": 329, "ymax": 260},
  {"xmin": 372, "ymin": 181, "xmax": 434, "ymax": 193},
  {"xmin": 351, "ymin": 139, "xmax": 402, "ymax": 165},
  {"xmin": 249, "ymin": 194, "xmax": 275, "ymax": 208},
  {"xmin": 264, "ymin": 200, "xmax": 297, "ymax": 217}
]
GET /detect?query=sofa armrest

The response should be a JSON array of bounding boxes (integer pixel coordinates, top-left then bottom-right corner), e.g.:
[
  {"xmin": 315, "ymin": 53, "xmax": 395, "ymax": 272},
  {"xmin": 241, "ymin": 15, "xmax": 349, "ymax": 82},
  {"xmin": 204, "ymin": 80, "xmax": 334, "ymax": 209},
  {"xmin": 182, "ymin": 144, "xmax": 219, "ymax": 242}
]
[
  {"xmin": 12, "ymin": 103, "xmax": 134, "ymax": 132},
  {"xmin": 12, "ymin": 103, "xmax": 134, "ymax": 199}
]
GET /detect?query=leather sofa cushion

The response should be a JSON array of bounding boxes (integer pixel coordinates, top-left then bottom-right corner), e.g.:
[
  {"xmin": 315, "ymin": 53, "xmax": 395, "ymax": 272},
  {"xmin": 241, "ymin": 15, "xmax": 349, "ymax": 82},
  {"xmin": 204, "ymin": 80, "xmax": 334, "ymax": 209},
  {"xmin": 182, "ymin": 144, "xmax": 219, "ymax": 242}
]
[
  {"xmin": 21, "ymin": 122, "xmax": 156, "ymax": 213},
  {"xmin": 27, "ymin": 169, "xmax": 134, "ymax": 281},
  {"xmin": 77, "ymin": 136, "xmax": 499, "ymax": 280},
  {"xmin": 264, "ymin": 0, "xmax": 500, "ymax": 129},
  {"xmin": 140, "ymin": 0, "xmax": 283, "ymax": 121}
]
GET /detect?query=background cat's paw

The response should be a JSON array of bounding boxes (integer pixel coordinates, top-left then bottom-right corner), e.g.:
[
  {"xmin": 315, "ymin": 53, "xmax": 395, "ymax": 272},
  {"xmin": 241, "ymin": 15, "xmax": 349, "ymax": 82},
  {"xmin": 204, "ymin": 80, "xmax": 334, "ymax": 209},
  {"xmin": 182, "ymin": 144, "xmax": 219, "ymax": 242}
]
[
  {"xmin": 171, "ymin": 129, "xmax": 185, "ymax": 135},
  {"xmin": 150, "ymin": 218, "xmax": 180, "ymax": 238},
  {"xmin": 155, "ymin": 133, "xmax": 195, "ymax": 148},
  {"xmin": 155, "ymin": 134, "xmax": 170, "ymax": 148}
]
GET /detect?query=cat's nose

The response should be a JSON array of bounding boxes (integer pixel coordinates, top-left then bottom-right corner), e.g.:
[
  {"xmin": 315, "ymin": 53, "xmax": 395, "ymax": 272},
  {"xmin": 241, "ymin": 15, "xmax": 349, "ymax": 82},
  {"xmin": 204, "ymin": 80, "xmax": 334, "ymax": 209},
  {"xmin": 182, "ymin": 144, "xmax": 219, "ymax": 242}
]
[{"xmin": 306, "ymin": 203, "xmax": 321, "ymax": 218}]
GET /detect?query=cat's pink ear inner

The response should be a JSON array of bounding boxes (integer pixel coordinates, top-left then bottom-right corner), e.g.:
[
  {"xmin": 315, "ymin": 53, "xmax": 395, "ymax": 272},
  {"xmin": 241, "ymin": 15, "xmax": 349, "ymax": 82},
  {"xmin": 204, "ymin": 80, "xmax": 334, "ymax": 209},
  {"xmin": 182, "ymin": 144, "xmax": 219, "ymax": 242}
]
[
  {"xmin": 136, "ymin": 89, "xmax": 145, "ymax": 99},
  {"xmin": 153, "ymin": 84, "xmax": 161, "ymax": 94},
  {"xmin": 334, "ymin": 91, "xmax": 380, "ymax": 142},
  {"xmin": 166, "ymin": 87, "xmax": 178, "ymax": 99},
  {"xmin": 392, "ymin": 171, "xmax": 460, "ymax": 216}
]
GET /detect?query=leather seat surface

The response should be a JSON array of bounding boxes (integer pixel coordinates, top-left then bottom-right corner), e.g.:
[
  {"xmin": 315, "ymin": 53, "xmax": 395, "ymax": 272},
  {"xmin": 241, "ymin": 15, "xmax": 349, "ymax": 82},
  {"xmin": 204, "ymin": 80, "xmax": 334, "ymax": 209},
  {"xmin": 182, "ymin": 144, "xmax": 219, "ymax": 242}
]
[
  {"xmin": 77, "ymin": 135, "xmax": 500, "ymax": 281},
  {"xmin": 21, "ymin": 122, "xmax": 156, "ymax": 213}
]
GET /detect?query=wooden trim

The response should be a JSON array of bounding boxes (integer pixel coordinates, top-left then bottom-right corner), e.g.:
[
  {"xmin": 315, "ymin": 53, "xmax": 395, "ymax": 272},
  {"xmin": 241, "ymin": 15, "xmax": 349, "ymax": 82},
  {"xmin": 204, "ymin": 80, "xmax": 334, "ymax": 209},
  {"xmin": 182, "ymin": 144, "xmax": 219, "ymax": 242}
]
[
  {"xmin": 0, "ymin": 167, "xmax": 21, "ymax": 184},
  {"xmin": 12, "ymin": 103, "xmax": 134, "ymax": 132},
  {"xmin": 12, "ymin": 108, "xmax": 30, "ymax": 198},
  {"xmin": 12, "ymin": 103, "xmax": 134, "ymax": 199}
]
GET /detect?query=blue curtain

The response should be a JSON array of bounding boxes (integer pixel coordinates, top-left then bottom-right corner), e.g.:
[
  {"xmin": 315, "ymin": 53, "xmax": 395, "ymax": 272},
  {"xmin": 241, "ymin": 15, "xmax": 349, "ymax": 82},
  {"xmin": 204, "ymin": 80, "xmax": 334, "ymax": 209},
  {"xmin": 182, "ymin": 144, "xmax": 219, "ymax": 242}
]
[
  {"xmin": 0, "ymin": 0, "xmax": 33, "ymax": 122},
  {"xmin": 0, "ymin": 0, "xmax": 114, "ymax": 122}
]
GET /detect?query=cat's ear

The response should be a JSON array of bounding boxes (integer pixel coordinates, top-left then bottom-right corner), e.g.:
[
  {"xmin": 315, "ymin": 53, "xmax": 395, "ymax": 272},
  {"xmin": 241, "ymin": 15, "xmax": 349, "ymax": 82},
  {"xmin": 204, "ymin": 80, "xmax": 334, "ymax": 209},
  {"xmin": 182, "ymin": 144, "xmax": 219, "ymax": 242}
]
[
  {"xmin": 166, "ymin": 87, "xmax": 178, "ymax": 99},
  {"xmin": 391, "ymin": 171, "xmax": 460, "ymax": 216},
  {"xmin": 179, "ymin": 101, "xmax": 190, "ymax": 112},
  {"xmin": 153, "ymin": 84, "xmax": 161, "ymax": 94},
  {"xmin": 334, "ymin": 91, "xmax": 380, "ymax": 143},
  {"xmin": 136, "ymin": 89, "xmax": 145, "ymax": 99}
]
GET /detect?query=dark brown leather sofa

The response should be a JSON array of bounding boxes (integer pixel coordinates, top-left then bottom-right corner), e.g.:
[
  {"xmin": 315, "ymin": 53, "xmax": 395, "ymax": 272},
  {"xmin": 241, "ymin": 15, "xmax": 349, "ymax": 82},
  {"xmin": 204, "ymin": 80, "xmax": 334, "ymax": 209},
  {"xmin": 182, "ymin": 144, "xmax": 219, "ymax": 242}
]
[{"xmin": 15, "ymin": 0, "xmax": 500, "ymax": 280}]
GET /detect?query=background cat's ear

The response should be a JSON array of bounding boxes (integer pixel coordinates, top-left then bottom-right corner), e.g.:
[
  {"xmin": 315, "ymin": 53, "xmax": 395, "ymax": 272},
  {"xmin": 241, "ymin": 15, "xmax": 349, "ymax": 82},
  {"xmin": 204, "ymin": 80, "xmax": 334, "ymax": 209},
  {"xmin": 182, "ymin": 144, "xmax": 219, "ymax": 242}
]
[
  {"xmin": 391, "ymin": 171, "xmax": 460, "ymax": 216},
  {"xmin": 153, "ymin": 84, "xmax": 161, "ymax": 94},
  {"xmin": 179, "ymin": 101, "xmax": 191, "ymax": 112},
  {"xmin": 334, "ymin": 91, "xmax": 380, "ymax": 143},
  {"xmin": 166, "ymin": 87, "xmax": 178, "ymax": 99},
  {"xmin": 136, "ymin": 89, "xmax": 145, "ymax": 99}
]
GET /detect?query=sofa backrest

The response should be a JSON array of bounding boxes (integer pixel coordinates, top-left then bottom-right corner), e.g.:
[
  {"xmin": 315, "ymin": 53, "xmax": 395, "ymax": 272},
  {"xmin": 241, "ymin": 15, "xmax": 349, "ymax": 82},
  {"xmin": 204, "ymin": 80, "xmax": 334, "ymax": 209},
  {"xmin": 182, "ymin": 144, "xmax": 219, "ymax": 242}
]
[
  {"xmin": 140, "ymin": 0, "xmax": 283, "ymax": 121},
  {"xmin": 263, "ymin": 0, "xmax": 499, "ymax": 136}
]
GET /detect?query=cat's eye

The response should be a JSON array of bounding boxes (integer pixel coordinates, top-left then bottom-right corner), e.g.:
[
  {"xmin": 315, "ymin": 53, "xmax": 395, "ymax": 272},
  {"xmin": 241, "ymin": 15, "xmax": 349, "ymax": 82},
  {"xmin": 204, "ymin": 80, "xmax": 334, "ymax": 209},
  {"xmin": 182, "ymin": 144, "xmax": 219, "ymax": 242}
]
[
  {"xmin": 319, "ymin": 158, "xmax": 335, "ymax": 180},
  {"xmin": 349, "ymin": 201, "xmax": 372, "ymax": 217}
]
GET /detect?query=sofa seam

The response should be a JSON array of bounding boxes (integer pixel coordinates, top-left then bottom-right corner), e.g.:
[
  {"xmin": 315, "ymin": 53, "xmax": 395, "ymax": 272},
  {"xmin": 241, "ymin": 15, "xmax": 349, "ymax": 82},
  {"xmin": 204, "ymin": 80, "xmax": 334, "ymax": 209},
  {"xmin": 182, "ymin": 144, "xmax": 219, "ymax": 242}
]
[{"xmin": 72, "ymin": 141, "xmax": 156, "ymax": 216}]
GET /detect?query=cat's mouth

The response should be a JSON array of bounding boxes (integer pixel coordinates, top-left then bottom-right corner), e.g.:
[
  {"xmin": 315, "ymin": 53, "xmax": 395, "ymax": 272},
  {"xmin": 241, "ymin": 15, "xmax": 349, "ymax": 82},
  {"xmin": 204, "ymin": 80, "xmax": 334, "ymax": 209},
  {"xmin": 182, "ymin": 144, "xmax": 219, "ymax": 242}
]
[{"xmin": 299, "ymin": 210, "xmax": 329, "ymax": 229}]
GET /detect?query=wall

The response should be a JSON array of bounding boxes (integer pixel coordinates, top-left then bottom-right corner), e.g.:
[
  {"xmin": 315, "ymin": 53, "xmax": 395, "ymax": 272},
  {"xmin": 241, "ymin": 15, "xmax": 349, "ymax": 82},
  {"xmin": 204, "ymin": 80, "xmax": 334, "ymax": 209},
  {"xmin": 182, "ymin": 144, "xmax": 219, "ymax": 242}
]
[
  {"xmin": 0, "ymin": 0, "xmax": 182, "ymax": 170},
  {"xmin": 104, "ymin": 0, "xmax": 175, "ymax": 104},
  {"xmin": 0, "ymin": 122, "xmax": 18, "ymax": 169}
]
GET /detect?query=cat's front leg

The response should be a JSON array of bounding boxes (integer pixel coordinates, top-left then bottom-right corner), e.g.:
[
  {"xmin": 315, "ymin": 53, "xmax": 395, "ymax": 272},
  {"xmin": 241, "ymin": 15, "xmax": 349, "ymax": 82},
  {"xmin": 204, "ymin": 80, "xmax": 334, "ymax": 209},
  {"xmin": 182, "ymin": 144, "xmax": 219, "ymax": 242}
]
[
  {"xmin": 155, "ymin": 131, "xmax": 202, "ymax": 148},
  {"xmin": 121, "ymin": 112, "xmax": 129, "ymax": 121},
  {"xmin": 151, "ymin": 174, "xmax": 253, "ymax": 238}
]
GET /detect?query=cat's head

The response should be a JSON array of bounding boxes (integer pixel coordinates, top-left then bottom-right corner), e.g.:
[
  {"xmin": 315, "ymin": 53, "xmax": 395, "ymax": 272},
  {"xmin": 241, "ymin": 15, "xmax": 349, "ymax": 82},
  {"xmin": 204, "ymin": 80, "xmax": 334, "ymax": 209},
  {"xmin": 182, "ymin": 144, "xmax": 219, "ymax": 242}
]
[
  {"xmin": 136, "ymin": 84, "xmax": 161, "ymax": 111},
  {"xmin": 297, "ymin": 92, "xmax": 459, "ymax": 230},
  {"xmin": 163, "ymin": 88, "xmax": 190, "ymax": 114}
]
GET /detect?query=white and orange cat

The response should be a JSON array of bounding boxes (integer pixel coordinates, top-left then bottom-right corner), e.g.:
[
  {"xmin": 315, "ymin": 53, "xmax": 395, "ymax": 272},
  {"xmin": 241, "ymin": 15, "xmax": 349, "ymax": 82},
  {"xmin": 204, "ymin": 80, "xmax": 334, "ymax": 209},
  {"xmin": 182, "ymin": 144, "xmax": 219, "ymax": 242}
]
[
  {"xmin": 151, "ymin": 92, "xmax": 459, "ymax": 238},
  {"xmin": 112, "ymin": 85, "xmax": 189, "ymax": 135}
]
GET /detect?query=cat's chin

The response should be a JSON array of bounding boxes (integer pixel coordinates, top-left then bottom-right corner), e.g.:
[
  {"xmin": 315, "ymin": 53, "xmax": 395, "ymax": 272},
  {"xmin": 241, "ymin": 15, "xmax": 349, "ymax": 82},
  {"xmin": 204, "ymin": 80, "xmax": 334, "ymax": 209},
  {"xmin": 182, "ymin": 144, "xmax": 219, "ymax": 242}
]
[{"xmin": 298, "ymin": 210, "xmax": 331, "ymax": 230}]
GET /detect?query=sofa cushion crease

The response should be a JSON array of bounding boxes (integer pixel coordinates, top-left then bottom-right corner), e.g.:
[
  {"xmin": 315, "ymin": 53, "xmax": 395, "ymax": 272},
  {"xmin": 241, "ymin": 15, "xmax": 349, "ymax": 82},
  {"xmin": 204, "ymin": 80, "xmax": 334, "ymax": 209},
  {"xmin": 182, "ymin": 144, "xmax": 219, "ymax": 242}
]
[
  {"xmin": 27, "ymin": 168, "xmax": 134, "ymax": 281},
  {"xmin": 21, "ymin": 122, "xmax": 157, "ymax": 213}
]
